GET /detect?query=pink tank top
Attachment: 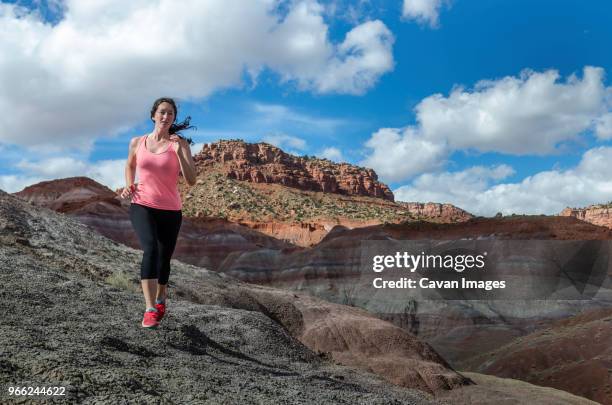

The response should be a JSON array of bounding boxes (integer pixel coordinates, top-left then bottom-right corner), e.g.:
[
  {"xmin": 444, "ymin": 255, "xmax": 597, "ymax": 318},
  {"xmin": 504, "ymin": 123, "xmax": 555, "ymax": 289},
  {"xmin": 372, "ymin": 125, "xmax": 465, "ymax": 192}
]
[{"xmin": 131, "ymin": 135, "xmax": 182, "ymax": 211}]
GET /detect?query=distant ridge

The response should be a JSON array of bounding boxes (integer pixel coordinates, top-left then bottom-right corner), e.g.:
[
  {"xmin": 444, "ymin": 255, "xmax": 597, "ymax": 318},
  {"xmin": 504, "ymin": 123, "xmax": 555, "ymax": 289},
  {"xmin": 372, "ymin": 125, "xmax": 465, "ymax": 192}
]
[
  {"xmin": 194, "ymin": 139, "xmax": 394, "ymax": 200},
  {"xmin": 178, "ymin": 140, "xmax": 473, "ymax": 233},
  {"xmin": 560, "ymin": 203, "xmax": 612, "ymax": 229}
]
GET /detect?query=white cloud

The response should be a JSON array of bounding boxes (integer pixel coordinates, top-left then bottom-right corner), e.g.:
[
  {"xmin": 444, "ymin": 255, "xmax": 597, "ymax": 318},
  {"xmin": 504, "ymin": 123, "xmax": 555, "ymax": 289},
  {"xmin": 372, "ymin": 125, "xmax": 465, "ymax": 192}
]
[
  {"xmin": 319, "ymin": 146, "xmax": 344, "ymax": 162},
  {"xmin": 191, "ymin": 143, "xmax": 206, "ymax": 155},
  {"xmin": 86, "ymin": 159, "xmax": 126, "ymax": 190},
  {"xmin": 3, "ymin": 157, "xmax": 126, "ymax": 193},
  {"xmin": 595, "ymin": 113, "xmax": 612, "ymax": 140},
  {"xmin": 0, "ymin": 0, "xmax": 394, "ymax": 149},
  {"xmin": 394, "ymin": 147, "xmax": 612, "ymax": 216},
  {"xmin": 17, "ymin": 157, "xmax": 88, "ymax": 178},
  {"xmin": 394, "ymin": 164, "xmax": 515, "ymax": 211},
  {"xmin": 417, "ymin": 66, "xmax": 608, "ymax": 154},
  {"xmin": 361, "ymin": 127, "xmax": 448, "ymax": 182},
  {"xmin": 307, "ymin": 19, "xmax": 394, "ymax": 94},
  {"xmin": 0, "ymin": 174, "xmax": 45, "ymax": 194},
  {"xmin": 402, "ymin": 0, "xmax": 447, "ymax": 28},
  {"xmin": 262, "ymin": 133, "xmax": 307, "ymax": 151},
  {"xmin": 361, "ymin": 66, "xmax": 611, "ymax": 185},
  {"xmin": 252, "ymin": 102, "xmax": 346, "ymax": 133},
  {"xmin": 324, "ymin": 0, "xmax": 377, "ymax": 25}
]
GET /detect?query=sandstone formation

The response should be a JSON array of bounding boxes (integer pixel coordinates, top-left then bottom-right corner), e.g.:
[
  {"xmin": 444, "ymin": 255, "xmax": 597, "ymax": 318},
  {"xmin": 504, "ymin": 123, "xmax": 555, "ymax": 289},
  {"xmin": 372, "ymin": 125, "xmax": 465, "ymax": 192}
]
[
  {"xmin": 186, "ymin": 140, "xmax": 472, "ymax": 230},
  {"xmin": 12, "ymin": 142, "xmax": 473, "ymax": 250},
  {"xmin": 398, "ymin": 202, "xmax": 473, "ymax": 223},
  {"xmin": 194, "ymin": 140, "xmax": 394, "ymax": 201},
  {"xmin": 222, "ymin": 215, "xmax": 612, "ymax": 286},
  {"xmin": 176, "ymin": 171, "xmax": 473, "ymax": 245},
  {"xmin": 15, "ymin": 176, "xmax": 135, "ymax": 244},
  {"xmin": 560, "ymin": 204, "xmax": 612, "ymax": 229}
]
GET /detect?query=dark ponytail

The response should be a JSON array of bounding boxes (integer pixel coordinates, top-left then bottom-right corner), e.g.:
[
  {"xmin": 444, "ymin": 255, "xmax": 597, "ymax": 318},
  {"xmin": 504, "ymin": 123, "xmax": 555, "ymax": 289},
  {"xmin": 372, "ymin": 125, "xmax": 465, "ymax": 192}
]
[
  {"xmin": 150, "ymin": 97, "xmax": 196, "ymax": 145},
  {"xmin": 169, "ymin": 116, "xmax": 195, "ymax": 145}
]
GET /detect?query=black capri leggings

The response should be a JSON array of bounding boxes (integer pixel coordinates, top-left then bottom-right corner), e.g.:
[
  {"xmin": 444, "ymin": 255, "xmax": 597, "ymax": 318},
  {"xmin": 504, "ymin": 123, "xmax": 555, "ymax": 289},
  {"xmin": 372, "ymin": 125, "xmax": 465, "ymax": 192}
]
[{"xmin": 129, "ymin": 203, "xmax": 182, "ymax": 285}]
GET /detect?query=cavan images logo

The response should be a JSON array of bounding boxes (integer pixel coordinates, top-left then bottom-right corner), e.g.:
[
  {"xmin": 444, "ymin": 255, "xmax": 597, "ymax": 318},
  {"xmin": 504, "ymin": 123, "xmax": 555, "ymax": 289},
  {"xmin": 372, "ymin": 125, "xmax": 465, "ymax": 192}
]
[{"xmin": 360, "ymin": 240, "xmax": 610, "ymax": 301}]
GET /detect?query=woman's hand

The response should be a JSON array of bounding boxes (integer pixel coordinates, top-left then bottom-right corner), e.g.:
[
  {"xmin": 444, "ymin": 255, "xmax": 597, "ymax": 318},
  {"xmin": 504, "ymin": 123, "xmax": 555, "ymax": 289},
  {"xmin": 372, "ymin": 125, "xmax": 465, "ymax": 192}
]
[
  {"xmin": 169, "ymin": 135, "xmax": 197, "ymax": 186},
  {"xmin": 170, "ymin": 134, "xmax": 188, "ymax": 151},
  {"xmin": 119, "ymin": 184, "xmax": 137, "ymax": 199}
]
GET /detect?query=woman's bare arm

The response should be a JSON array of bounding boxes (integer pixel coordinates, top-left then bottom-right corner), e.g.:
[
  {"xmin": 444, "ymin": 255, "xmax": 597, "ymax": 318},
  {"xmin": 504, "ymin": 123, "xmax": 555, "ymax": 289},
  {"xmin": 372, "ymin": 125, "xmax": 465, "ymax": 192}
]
[
  {"xmin": 119, "ymin": 136, "xmax": 140, "ymax": 199},
  {"xmin": 171, "ymin": 136, "xmax": 197, "ymax": 186}
]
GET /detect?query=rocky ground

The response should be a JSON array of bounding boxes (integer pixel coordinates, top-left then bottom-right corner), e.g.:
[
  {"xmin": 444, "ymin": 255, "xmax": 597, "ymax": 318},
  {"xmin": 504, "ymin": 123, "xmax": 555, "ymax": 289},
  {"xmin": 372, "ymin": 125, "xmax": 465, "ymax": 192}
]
[
  {"xmin": 0, "ymin": 189, "xmax": 599, "ymax": 404},
  {"xmin": 437, "ymin": 373, "xmax": 599, "ymax": 405},
  {"xmin": 0, "ymin": 189, "xmax": 435, "ymax": 404},
  {"xmin": 1, "ymin": 245, "xmax": 436, "ymax": 404}
]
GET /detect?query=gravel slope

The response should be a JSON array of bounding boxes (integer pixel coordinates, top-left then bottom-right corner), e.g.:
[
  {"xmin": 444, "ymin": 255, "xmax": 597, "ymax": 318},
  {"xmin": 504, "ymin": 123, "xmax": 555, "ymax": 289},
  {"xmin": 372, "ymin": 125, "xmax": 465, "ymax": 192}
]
[{"xmin": 0, "ymin": 189, "xmax": 435, "ymax": 404}]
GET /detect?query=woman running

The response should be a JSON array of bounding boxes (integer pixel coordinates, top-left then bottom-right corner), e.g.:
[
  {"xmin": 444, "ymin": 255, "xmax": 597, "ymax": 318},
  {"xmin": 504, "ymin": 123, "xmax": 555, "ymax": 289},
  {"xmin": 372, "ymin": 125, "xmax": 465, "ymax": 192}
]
[{"xmin": 119, "ymin": 97, "xmax": 197, "ymax": 328}]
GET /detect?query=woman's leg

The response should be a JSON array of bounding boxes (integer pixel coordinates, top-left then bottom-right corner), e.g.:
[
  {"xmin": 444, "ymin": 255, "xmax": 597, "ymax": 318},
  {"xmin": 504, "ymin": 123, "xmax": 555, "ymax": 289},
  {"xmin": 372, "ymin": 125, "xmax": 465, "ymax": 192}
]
[
  {"xmin": 129, "ymin": 203, "xmax": 160, "ymax": 309},
  {"xmin": 141, "ymin": 279, "xmax": 158, "ymax": 310},
  {"xmin": 153, "ymin": 209, "xmax": 182, "ymax": 297}
]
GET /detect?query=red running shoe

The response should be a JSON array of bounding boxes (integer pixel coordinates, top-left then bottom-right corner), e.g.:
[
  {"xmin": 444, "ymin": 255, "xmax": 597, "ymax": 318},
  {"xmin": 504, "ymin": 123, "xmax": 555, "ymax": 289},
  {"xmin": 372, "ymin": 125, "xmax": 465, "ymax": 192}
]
[
  {"xmin": 155, "ymin": 302, "xmax": 166, "ymax": 321},
  {"xmin": 141, "ymin": 310, "xmax": 159, "ymax": 328}
]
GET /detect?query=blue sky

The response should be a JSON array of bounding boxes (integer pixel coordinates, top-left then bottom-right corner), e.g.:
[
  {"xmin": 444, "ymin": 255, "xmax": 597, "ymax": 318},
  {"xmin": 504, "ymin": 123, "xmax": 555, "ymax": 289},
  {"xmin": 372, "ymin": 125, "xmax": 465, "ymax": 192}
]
[{"xmin": 1, "ymin": 0, "xmax": 611, "ymax": 215}]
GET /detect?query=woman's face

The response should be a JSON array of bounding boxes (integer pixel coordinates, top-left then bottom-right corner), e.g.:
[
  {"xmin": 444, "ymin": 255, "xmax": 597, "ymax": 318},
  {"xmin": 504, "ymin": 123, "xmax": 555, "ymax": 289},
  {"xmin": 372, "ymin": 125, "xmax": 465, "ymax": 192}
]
[{"xmin": 153, "ymin": 102, "xmax": 175, "ymax": 129}]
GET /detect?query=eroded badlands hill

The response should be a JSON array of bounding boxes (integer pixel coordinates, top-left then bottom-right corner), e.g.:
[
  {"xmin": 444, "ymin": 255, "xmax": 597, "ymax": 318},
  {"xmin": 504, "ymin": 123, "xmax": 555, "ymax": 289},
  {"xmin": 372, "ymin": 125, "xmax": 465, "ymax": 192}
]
[
  {"xmin": 14, "ymin": 176, "xmax": 294, "ymax": 269},
  {"xmin": 464, "ymin": 308, "xmax": 612, "ymax": 405},
  {"xmin": 0, "ymin": 188, "xmax": 457, "ymax": 402},
  {"xmin": 0, "ymin": 189, "xmax": 595, "ymax": 404},
  {"xmin": 220, "ymin": 215, "xmax": 612, "ymax": 403}
]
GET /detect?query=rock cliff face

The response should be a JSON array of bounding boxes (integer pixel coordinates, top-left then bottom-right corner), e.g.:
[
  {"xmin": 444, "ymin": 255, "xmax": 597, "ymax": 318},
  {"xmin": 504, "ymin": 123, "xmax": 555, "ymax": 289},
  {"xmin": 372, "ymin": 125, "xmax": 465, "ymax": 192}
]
[
  {"xmin": 398, "ymin": 202, "xmax": 473, "ymax": 223},
  {"xmin": 560, "ymin": 204, "xmax": 612, "ymax": 229},
  {"xmin": 194, "ymin": 140, "xmax": 394, "ymax": 201}
]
